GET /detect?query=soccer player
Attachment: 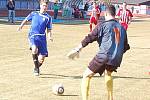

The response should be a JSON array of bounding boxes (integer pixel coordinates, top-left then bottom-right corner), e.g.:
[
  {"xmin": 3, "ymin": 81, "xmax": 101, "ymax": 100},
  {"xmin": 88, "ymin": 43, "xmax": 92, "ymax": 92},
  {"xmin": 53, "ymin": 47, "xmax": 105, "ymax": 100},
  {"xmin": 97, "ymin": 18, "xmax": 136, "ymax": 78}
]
[
  {"xmin": 17, "ymin": 0, "xmax": 53, "ymax": 76},
  {"xmin": 89, "ymin": 2, "xmax": 101, "ymax": 32},
  {"xmin": 67, "ymin": 5, "xmax": 130, "ymax": 100},
  {"xmin": 116, "ymin": 2, "xmax": 133, "ymax": 30}
]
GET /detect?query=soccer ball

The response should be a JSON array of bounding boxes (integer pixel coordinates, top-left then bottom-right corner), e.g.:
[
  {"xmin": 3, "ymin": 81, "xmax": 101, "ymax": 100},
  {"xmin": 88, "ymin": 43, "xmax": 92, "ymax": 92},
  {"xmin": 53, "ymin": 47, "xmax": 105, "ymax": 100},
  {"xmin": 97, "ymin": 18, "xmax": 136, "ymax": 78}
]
[{"xmin": 52, "ymin": 83, "xmax": 64, "ymax": 95}]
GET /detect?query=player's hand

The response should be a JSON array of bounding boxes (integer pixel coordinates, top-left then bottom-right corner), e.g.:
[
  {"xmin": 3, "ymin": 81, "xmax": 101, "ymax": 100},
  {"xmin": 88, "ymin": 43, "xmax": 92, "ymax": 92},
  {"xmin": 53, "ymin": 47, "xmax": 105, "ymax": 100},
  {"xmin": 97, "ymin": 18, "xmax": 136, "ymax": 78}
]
[
  {"xmin": 17, "ymin": 26, "xmax": 22, "ymax": 32},
  {"xmin": 67, "ymin": 48, "xmax": 80, "ymax": 60},
  {"xmin": 67, "ymin": 43, "xmax": 82, "ymax": 60},
  {"xmin": 48, "ymin": 37, "xmax": 53, "ymax": 42}
]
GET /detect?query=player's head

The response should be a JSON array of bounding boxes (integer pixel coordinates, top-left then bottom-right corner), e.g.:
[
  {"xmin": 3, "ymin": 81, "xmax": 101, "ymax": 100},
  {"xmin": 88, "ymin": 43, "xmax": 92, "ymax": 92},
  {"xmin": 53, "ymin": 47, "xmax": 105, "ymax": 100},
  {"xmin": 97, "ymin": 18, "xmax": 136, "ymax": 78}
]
[
  {"xmin": 104, "ymin": 5, "xmax": 116, "ymax": 20},
  {"xmin": 105, "ymin": 5, "xmax": 116, "ymax": 17},
  {"xmin": 93, "ymin": 2, "xmax": 96, "ymax": 8},
  {"xmin": 40, "ymin": 0, "xmax": 49, "ymax": 12},
  {"xmin": 122, "ymin": 2, "xmax": 127, "ymax": 9}
]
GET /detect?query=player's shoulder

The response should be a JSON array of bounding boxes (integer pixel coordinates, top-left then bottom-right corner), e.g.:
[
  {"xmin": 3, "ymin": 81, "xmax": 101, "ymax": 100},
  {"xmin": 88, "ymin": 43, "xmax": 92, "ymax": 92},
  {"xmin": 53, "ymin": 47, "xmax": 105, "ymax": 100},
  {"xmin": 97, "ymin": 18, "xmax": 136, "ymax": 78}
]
[
  {"xmin": 102, "ymin": 19, "xmax": 119, "ymax": 26},
  {"xmin": 126, "ymin": 9, "xmax": 130, "ymax": 11},
  {"xmin": 126, "ymin": 9, "xmax": 132, "ymax": 13},
  {"xmin": 44, "ymin": 12, "xmax": 52, "ymax": 18},
  {"xmin": 30, "ymin": 11, "xmax": 39, "ymax": 15},
  {"xmin": 96, "ymin": 19, "xmax": 106, "ymax": 28}
]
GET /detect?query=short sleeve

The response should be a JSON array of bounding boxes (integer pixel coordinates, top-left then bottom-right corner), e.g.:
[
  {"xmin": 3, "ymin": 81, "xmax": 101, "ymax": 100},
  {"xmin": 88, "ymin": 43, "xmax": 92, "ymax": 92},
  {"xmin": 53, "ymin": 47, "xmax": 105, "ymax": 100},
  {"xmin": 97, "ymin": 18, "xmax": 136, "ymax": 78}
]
[
  {"xmin": 25, "ymin": 12, "xmax": 34, "ymax": 21},
  {"xmin": 47, "ymin": 16, "xmax": 52, "ymax": 30},
  {"xmin": 116, "ymin": 9, "xmax": 121, "ymax": 16}
]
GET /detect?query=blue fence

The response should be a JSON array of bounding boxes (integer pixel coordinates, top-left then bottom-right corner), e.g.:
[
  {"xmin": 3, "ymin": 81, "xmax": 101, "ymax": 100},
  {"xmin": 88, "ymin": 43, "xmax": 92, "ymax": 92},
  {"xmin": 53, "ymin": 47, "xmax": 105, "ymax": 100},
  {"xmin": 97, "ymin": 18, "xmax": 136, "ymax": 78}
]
[
  {"xmin": 0, "ymin": 0, "xmax": 39, "ymax": 10},
  {"xmin": 0, "ymin": 0, "xmax": 56, "ymax": 10}
]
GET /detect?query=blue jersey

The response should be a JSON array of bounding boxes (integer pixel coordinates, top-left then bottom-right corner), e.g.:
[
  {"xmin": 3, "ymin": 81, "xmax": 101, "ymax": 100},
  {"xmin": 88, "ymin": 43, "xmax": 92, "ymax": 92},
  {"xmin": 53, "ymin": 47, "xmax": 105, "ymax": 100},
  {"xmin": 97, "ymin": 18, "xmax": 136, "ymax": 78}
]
[
  {"xmin": 26, "ymin": 11, "xmax": 52, "ymax": 37},
  {"xmin": 25, "ymin": 11, "xmax": 52, "ymax": 57},
  {"xmin": 81, "ymin": 19, "xmax": 130, "ymax": 67}
]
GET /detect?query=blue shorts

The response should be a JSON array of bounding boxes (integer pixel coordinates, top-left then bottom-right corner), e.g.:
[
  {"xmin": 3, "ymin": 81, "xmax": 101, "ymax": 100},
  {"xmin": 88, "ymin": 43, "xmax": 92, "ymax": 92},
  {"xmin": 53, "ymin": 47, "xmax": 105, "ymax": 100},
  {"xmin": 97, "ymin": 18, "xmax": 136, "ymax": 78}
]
[{"xmin": 29, "ymin": 35, "xmax": 48, "ymax": 57}]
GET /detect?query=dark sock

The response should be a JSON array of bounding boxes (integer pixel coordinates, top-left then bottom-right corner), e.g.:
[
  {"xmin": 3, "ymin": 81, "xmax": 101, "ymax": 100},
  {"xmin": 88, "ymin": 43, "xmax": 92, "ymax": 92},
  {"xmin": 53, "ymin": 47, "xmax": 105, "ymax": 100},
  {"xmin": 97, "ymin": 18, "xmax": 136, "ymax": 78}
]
[
  {"xmin": 32, "ymin": 54, "xmax": 39, "ymax": 68},
  {"xmin": 38, "ymin": 62, "xmax": 42, "ymax": 67}
]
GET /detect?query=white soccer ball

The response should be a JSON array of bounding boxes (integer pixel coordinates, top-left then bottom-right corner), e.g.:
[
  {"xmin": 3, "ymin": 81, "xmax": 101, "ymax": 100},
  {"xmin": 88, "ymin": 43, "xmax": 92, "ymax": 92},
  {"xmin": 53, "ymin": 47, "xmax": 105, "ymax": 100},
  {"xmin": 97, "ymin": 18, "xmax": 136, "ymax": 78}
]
[{"xmin": 52, "ymin": 83, "xmax": 64, "ymax": 95}]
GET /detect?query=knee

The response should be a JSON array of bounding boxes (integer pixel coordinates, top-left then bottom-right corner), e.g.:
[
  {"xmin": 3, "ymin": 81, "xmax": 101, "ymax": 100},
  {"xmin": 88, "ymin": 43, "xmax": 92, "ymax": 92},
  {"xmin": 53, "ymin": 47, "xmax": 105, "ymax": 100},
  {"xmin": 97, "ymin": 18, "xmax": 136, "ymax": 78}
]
[
  {"xmin": 105, "ymin": 71, "xmax": 112, "ymax": 83},
  {"xmin": 32, "ymin": 50, "xmax": 37, "ymax": 54},
  {"xmin": 38, "ymin": 58, "xmax": 45, "ymax": 64},
  {"xmin": 105, "ymin": 75, "xmax": 112, "ymax": 82},
  {"xmin": 82, "ymin": 71, "xmax": 94, "ymax": 79},
  {"xmin": 31, "ymin": 46, "xmax": 38, "ymax": 54},
  {"xmin": 83, "ymin": 75, "xmax": 92, "ymax": 79}
]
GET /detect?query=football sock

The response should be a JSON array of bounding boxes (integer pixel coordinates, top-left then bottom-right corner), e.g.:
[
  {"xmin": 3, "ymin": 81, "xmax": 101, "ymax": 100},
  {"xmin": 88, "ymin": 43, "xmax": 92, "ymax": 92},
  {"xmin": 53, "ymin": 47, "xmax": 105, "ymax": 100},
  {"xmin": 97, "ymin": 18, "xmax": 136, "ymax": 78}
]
[
  {"xmin": 38, "ymin": 62, "xmax": 42, "ymax": 67},
  {"xmin": 81, "ymin": 77, "xmax": 91, "ymax": 100},
  {"xmin": 90, "ymin": 24, "xmax": 92, "ymax": 32},
  {"xmin": 32, "ymin": 54, "xmax": 39, "ymax": 68},
  {"xmin": 105, "ymin": 73, "xmax": 113, "ymax": 100}
]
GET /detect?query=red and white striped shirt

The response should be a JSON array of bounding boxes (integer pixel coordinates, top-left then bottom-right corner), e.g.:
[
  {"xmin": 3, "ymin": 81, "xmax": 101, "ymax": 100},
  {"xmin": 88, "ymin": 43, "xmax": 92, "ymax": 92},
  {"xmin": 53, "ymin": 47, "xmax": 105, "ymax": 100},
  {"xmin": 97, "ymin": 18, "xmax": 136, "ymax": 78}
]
[{"xmin": 117, "ymin": 9, "xmax": 133, "ymax": 24}]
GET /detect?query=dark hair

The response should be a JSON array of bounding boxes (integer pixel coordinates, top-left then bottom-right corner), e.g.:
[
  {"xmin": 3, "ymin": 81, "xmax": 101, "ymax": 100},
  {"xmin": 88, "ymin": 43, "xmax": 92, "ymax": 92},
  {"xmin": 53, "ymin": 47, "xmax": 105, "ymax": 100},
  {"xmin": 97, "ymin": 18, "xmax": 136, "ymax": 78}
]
[{"xmin": 106, "ymin": 5, "xmax": 116, "ymax": 16}]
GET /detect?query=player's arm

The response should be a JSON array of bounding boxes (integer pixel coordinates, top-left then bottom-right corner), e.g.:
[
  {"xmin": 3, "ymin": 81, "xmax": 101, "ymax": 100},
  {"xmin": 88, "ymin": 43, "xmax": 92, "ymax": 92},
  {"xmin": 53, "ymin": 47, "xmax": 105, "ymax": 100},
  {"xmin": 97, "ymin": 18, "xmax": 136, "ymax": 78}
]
[
  {"xmin": 47, "ymin": 29, "xmax": 53, "ymax": 41},
  {"xmin": 128, "ymin": 17, "xmax": 132, "ymax": 24},
  {"xmin": 128, "ymin": 10, "xmax": 133, "ymax": 24},
  {"xmin": 17, "ymin": 12, "xmax": 33, "ymax": 31},
  {"xmin": 75, "ymin": 23, "xmax": 100, "ymax": 50},
  {"xmin": 81, "ymin": 23, "xmax": 99, "ymax": 47},
  {"xmin": 17, "ymin": 19, "xmax": 28, "ymax": 31},
  {"xmin": 47, "ymin": 16, "xmax": 53, "ymax": 41},
  {"xmin": 67, "ymin": 23, "xmax": 100, "ymax": 59}
]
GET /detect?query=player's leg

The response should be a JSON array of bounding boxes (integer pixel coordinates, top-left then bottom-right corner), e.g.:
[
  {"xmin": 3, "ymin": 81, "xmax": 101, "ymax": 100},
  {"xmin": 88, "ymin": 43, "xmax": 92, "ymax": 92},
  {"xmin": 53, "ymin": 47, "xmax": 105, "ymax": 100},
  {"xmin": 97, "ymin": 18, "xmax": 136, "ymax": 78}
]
[
  {"xmin": 81, "ymin": 68, "xmax": 95, "ymax": 100},
  {"xmin": 90, "ymin": 23, "xmax": 93, "ymax": 32},
  {"xmin": 81, "ymin": 55, "xmax": 106, "ymax": 100},
  {"xmin": 94, "ymin": 19, "xmax": 97, "ymax": 26},
  {"xmin": 89, "ymin": 17, "xmax": 94, "ymax": 32},
  {"xmin": 37, "ymin": 38, "xmax": 48, "ymax": 69},
  {"xmin": 105, "ymin": 70, "xmax": 113, "ymax": 100},
  {"xmin": 96, "ymin": 13, "xmax": 100, "ymax": 20},
  {"xmin": 30, "ymin": 38, "xmax": 39, "ymax": 75},
  {"xmin": 31, "ymin": 45, "xmax": 40, "ymax": 76},
  {"xmin": 38, "ymin": 54, "xmax": 46, "ymax": 67},
  {"xmin": 93, "ymin": 18, "xmax": 97, "ymax": 29}
]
